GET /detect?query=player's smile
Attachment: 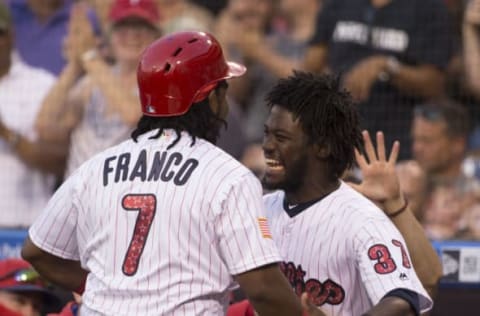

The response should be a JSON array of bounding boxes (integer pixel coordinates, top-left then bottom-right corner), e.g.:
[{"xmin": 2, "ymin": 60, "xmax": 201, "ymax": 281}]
[
  {"xmin": 262, "ymin": 106, "xmax": 309, "ymax": 192},
  {"xmin": 265, "ymin": 158, "xmax": 284, "ymax": 172},
  {"xmin": 263, "ymin": 157, "xmax": 286, "ymax": 185}
]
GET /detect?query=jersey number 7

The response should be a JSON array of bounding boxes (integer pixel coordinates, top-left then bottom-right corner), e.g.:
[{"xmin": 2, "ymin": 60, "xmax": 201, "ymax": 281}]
[{"xmin": 121, "ymin": 194, "xmax": 157, "ymax": 276}]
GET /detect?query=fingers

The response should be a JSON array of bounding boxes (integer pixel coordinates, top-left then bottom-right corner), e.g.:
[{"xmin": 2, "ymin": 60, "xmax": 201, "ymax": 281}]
[
  {"xmin": 388, "ymin": 140, "xmax": 400, "ymax": 166},
  {"xmin": 354, "ymin": 147, "xmax": 368, "ymax": 170},
  {"xmin": 362, "ymin": 130, "xmax": 377, "ymax": 162},
  {"xmin": 301, "ymin": 292, "xmax": 326, "ymax": 316},
  {"xmin": 301, "ymin": 292, "xmax": 315, "ymax": 311},
  {"xmin": 376, "ymin": 131, "xmax": 386, "ymax": 162}
]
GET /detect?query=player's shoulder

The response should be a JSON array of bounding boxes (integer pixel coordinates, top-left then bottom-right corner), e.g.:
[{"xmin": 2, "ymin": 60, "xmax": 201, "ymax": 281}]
[
  {"xmin": 333, "ymin": 182, "xmax": 386, "ymax": 219},
  {"xmin": 262, "ymin": 190, "xmax": 285, "ymax": 218},
  {"xmin": 70, "ymin": 137, "xmax": 135, "ymax": 175},
  {"xmin": 263, "ymin": 190, "xmax": 285, "ymax": 205},
  {"xmin": 197, "ymin": 138, "xmax": 254, "ymax": 179}
]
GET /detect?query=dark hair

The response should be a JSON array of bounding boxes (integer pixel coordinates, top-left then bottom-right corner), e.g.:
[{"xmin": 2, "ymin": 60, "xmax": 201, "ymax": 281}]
[
  {"xmin": 265, "ymin": 71, "xmax": 363, "ymax": 178},
  {"xmin": 131, "ymin": 97, "xmax": 225, "ymax": 150},
  {"xmin": 414, "ymin": 99, "xmax": 471, "ymax": 138}
]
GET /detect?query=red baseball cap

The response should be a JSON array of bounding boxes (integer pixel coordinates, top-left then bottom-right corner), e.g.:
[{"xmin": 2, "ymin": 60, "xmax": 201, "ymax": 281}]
[
  {"xmin": 109, "ymin": 0, "xmax": 159, "ymax": 27},
  {"xmin": 0, "ymin": 259, "xmax": 60, "ymax": 308}
]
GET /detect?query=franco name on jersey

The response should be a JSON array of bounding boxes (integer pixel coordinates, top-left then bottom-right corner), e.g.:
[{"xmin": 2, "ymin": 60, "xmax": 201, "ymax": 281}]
[{"xmin": 102, "ymin": 149, "xmax": 199, "ymax": 186}]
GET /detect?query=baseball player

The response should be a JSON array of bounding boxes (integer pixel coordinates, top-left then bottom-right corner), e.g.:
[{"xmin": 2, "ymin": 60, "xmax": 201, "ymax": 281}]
[
  {"xmin": 21, "ymin": 31, "xmax": 323, "ymax": 316},
  {"xmin": 261, "ymin": 71, "xmax": 433, "ymax": 316}
]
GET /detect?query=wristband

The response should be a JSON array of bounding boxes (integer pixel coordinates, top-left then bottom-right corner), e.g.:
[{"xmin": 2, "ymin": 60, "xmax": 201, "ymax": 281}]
[{"xmin": 388, "ymin": 198, "xmax": 408, "ymax": 218}]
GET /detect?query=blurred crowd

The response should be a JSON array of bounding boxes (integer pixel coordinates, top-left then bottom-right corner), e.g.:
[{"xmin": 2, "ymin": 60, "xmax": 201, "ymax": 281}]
[
  {"xmin": 1, "ymin": 0, "xmax": 480, "ymax": 247},
  {"xmin": 0, "ymin": 0, "xmax": 480, "ymax": 315}
]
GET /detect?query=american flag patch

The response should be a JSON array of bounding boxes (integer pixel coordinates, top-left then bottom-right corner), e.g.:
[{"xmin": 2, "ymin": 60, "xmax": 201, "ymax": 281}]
[{"xmin": 257, "ymin": 217, "xmax": 272, "ymax": 239}]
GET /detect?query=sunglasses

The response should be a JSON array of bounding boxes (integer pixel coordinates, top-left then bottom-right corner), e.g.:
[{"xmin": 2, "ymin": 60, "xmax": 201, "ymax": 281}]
[{"xmin": 0, "ymin": 268, "xmax": 47, "ymax": 287}]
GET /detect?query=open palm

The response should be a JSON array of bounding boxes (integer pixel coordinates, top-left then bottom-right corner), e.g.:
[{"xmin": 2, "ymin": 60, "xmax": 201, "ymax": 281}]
[{"xmin": 350, "ymin": 131, "xmax": 402, "ymax": 205}]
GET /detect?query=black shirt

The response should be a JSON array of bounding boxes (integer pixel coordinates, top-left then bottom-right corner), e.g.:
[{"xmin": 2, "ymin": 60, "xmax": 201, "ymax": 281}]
[{"xmin": 310, "ymin": 0, "xmax": 453, "ymax": 160}]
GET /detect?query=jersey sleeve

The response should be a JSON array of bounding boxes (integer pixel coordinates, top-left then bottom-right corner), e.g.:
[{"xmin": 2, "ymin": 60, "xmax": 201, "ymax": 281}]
[
  {"xmin": 215, "ymin": 174, "xmax": 282, "ymax": 275},
  {"xmin": 28, "ymin": 173, "xmax": 81, "ymax": 260},
  {"xmin": 353, "ymin": 218, "xmax": 433, "ymax": 313}
]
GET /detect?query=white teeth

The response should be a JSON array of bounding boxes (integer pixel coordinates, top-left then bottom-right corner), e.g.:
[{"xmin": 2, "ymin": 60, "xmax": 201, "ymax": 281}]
[
  {"xmin": 267, "ymin": 165, "xmax": 284, "ymax": 171},
  {"xmin": 265, "ymin": 159, "xmax": 284, "ymax": 171},
  {"xmin": 265, "ymin": 158, "xmax": 281, "ymax": 166}
]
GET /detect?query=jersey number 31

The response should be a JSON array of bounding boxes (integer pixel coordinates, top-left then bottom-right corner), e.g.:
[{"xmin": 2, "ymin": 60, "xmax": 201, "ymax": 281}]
[{"xmin": 368, "ymin": 240, "xmax": 412, "ymax": 274}]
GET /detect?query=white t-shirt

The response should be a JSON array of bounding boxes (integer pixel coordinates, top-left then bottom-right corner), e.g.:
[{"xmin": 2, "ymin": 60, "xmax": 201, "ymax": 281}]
[
  {"xmin": 29, "ymin": 130, "xmax": 281, "ymax": 315},
  {"xmin": 264, "ymin": 182, "xmax": 433, "ymax": 316},
  {"xmin": 0, "ymin": 54, "xmax": 56, "ymax": 227},
  {"xmin": 65, "ymin": 67, "xmax": 136, "ymax": 177}
]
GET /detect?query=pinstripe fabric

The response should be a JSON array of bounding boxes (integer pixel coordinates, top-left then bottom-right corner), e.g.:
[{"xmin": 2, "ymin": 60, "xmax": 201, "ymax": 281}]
[
  {"xmin": 264, "ymin": 182, "xmax": 433, "ymax": 316},
  {"xmin": 29, "ymin": 129, "xmax": 281, "ymax": 315}
]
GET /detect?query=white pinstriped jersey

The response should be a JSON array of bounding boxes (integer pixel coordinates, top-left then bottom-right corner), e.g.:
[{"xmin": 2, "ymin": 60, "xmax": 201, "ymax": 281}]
[
  {"xmin": 264, "ymin": 182, "xmax": 433, "ymax": 316},
  {"xmin": 29, "ymin": 129, "xmax": 282, "ymax": 315}
]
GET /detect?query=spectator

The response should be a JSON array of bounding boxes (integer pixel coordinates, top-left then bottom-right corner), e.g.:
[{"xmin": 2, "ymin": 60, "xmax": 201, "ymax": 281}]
[
  {"xmin": 0, "ymin": 0, "xmax": 65, "ymax": 228},
  {"xmin": 304, "ymin": 0, "xmax": 453, "ymax": 160},
  {"xmin": 83, "ymin": 0, "xmax": 114, "ymax": 34},
  {"xmin": 155, "ymin": 0, "xmax": 214, "ymax": 34},
  {"xmin": 458, "ymin": 202, "xmax": 480, "ymax": 240},
  {"xmin": 215, "ymin": 0, "xmax": 274, "ymax": 107},
  {"xmin": 404, "ymin": 99, "xmax": 480, "ymax": 240},
  {"xmin": 7, "ymin": 0, "xmax": 100, "ymax": 76},
  {"xmin": 0, "ymin": 258, "xmax": 60, "ymax": 316},
  {"xmin": 215, "ymin": 96, "xmax": 248, "ymax": 160},
  {"xmin": 462, "ymin": 0, "xmax": 480, "ymax": 150},
  {"xmin": 215, "ymin": 0, "xmax": 320, "ymax": 143},
  {"xmin": 463, "ymin": 0, "xmax": 480, "ymax": 98},
  {"xmin": 396, "ymin": 160, "xmax": 427, "ymax": 219},
  {"xmin": 190, "ymin": 0, "xmax": 227, "ymax": 16},
  {"xmin": 35, "ymin": 0, "xmax": 160, "ymax": 178}
]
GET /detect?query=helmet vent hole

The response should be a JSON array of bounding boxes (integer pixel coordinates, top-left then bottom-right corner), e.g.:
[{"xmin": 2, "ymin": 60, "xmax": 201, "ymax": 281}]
[
  {"xmin": 163, "ymin": 63, "xmax": 171, "ymax": 72},
  {"xmin": 173, "ymin": 47, "xmax": 183, "ymax": 57},
  {"xmin": 187, "ymin": 38, "xmax": 198, "ymax": 43}
]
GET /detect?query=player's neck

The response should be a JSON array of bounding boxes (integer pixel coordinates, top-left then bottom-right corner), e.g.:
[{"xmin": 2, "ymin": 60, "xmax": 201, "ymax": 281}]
[{"xmin": 285, "ymin": 179, "xmax": 340, "ymax": 205}]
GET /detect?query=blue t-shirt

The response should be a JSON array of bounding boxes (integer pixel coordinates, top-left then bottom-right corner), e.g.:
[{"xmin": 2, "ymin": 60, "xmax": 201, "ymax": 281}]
[{"xmin": 8, "ymin": 0, "xmax": 100, "ymax": 76}]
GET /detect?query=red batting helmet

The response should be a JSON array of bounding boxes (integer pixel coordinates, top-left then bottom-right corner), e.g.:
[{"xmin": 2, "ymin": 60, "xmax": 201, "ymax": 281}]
[{"xmin": 137, "ymin": 31, "xmax": 246, "ymax": 117}]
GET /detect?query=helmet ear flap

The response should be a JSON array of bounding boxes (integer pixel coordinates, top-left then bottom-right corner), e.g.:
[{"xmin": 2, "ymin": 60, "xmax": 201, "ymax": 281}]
[{"xmin": 192, "ymin": 82, "xmax": 219, "ymax": 104}]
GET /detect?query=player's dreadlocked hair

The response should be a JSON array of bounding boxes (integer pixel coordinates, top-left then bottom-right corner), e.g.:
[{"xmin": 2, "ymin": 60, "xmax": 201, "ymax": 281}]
[
  {"xmin": 131, "ymin": 89, "xmax": 226, "ymax": 150},
  {"xmin": 266, "ymin": 71, "xmax": 363, "ymax": 179}
]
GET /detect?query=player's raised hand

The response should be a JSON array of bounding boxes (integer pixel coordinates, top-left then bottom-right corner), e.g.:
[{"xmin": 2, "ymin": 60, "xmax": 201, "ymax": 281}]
[
  {"xmin": 349, "ymin": 130, "xmax": 405, "ymax": 213},
  {"xmin": 301, "ymin": 293, "xmax": 327, "ymax": 316}
]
